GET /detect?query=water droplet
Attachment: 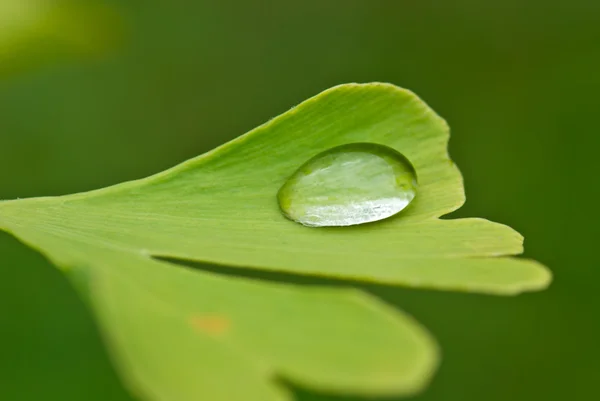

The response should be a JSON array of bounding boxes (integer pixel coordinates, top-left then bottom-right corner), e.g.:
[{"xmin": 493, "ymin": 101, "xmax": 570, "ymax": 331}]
[{"xmin": 277, "ymin": 143, "xmax": 418, "ymax": 227}]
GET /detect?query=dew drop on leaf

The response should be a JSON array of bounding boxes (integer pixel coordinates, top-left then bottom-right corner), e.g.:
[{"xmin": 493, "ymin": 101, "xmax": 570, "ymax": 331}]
[{"xmin": 277, "ymin": 143, "xmax": 418, "ymax": 227}]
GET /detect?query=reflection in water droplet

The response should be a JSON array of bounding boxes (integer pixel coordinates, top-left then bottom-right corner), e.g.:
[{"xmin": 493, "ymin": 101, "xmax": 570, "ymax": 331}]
[{"xmin": 277, "ymin": 143, "xmax": 418, "ymax": 227}]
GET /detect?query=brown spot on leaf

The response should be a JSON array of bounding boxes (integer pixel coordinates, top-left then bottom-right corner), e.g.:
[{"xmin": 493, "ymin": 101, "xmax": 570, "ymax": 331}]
[{"xmin": 189, "ymin": 314, "xmax": 230, "ymax": 336}]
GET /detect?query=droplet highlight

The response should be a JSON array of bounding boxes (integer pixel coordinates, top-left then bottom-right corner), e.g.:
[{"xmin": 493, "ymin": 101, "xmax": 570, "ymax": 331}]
[{"xmin": 277, "ymin": 143, "xmax": 418, "ymax": 227}]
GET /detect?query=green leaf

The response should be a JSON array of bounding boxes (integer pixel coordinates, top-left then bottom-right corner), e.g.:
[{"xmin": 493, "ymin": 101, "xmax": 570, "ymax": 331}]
[{"xmin": 0, "ymin": 83, "xmax": 551, "ymax": 401}]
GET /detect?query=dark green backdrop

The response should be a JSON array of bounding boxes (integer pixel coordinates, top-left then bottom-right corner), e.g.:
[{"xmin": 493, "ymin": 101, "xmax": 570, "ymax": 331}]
[{"xmin": 1, "ymin": 1, "xmax": 598, "ymax": 400}]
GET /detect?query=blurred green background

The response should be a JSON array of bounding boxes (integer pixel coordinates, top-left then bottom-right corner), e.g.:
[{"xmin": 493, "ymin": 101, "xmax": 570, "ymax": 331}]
[{"xmin": 1, "ymin": 1, "xmax": 598, "ymax": 400}]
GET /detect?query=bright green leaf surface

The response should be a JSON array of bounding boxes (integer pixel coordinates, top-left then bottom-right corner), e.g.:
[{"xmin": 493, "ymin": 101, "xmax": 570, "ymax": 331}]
[{"xmin": 0, "ymin": 83, "xmax": 551, "ymax": 401}]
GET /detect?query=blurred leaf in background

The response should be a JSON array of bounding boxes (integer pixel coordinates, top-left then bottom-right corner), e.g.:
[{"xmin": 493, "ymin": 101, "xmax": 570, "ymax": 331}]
[
  {"xmin": 0, "ymin": 1, "xmax": 598, "ymax": 401},
  {"xmin": 0, "ymin": 0, "xmax": 122, "ymax": 76}
]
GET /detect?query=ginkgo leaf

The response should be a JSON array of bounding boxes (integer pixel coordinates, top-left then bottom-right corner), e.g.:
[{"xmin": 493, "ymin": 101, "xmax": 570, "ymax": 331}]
[{"xmin": 0, "ymin": 83, "xmax": 551, "ymax": 401}]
